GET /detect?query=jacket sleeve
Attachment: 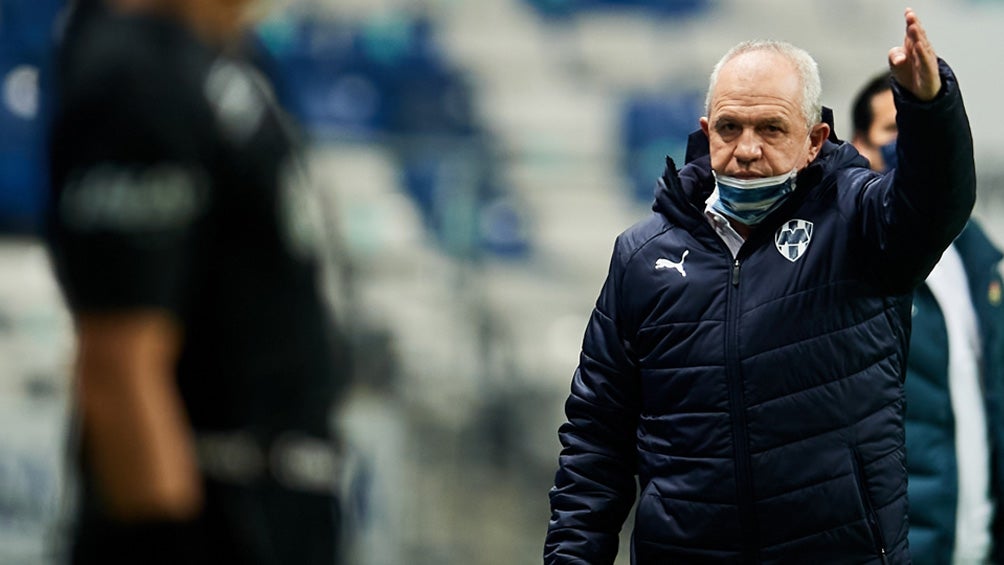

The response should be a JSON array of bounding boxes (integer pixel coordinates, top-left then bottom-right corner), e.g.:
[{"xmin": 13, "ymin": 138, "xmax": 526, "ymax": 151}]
[
  {"xmin": 544, "ymin": 238, "xmax": 641, "ymax": 565},
  {"xmin": 858, "ymin": 59, "xmax": 977, "ymax": 294}
]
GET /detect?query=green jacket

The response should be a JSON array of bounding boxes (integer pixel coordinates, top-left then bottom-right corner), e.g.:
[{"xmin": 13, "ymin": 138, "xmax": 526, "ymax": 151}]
[{"xmin": 905, "ymin": 219, "xmax": 1004, "ymax": 564}]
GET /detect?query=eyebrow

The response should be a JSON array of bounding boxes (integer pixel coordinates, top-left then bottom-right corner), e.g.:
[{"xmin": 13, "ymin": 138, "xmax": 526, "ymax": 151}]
[{"xmin": 712, "ymin": 115, "xmax": 789, "ymax": 129}]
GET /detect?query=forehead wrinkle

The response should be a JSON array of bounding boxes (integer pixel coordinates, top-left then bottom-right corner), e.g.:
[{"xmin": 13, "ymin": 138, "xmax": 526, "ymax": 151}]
[{"xmin": 709, "ymin": 51, "xmax": 805, "ymax": 124}]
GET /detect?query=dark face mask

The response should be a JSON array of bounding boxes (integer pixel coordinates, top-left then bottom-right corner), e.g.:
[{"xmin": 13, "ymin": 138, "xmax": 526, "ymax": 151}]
[{"xmin": 879, "ymin": 141, "xmax": 898, "ymax": 173}]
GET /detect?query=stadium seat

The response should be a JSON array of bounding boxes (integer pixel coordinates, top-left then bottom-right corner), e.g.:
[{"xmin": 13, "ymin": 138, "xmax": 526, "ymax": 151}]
[
  {"xmin": 256, "ymin": 11, "xmax": 526, "ymax": 259},
  {"xmin": 257, "ymin": 14, "xmax": 475, "ymax": 139},
  {"xmin": 523, "ymin": 0, "xmax": 709, "ymax": 19},
  {"xmin": 0, "ymin": 1, "xmax": 59, "ymax": 235},
  {"xmin": 621, "ymin": 91, "xmax": 703, "ymax": 203}
]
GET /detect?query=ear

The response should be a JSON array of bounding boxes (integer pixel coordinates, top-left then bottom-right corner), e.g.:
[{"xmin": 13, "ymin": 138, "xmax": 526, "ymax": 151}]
[
  {"xmin": 700, "ymin": 116, "xmax": 710, "ymax": 138},
  {"xmin": 807, "ymin": 122, "xmax": 830, "ymax": 161},
  {"xmin": 850, "ymin": 132, "xmax": 869, "ymax": 152}
]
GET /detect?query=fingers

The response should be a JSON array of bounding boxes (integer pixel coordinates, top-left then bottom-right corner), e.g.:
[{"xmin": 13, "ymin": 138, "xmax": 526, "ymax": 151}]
[
  {"xmin": 889, "ymin": 7, "xmax": 942, "ymax": 101},
  {"xmin": 904, "ymin": 8, "xmax": 935, "ymax": 68},
  {"xmin": 889, "ymin": 9, "xmax": 916, "ymax": 70}
]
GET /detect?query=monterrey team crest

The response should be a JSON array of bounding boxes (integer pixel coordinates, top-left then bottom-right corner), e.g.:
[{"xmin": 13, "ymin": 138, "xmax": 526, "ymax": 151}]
[{"xmin": 775, "ymin": 219, "xmax": 814, "ymax": 262}]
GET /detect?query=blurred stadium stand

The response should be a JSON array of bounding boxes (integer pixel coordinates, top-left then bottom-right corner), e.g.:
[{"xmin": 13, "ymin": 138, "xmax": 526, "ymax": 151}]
[
  {"xmin": 2, "ymin": 1, "xmax": 1004, "ymax": 565},
  {"xmin": 257, "ymin": 11, "xmax": 530, "ymax": 261},
  {"xmin": 262, "ymin": 3, "xmax": 1004, "ymax": 565},
  {"xmin": 0, "ymin": 3, "xmax": 73, "ymax": 565}
]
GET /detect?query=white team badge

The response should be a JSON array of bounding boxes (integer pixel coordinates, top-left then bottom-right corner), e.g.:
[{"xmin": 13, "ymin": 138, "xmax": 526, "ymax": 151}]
[
  {"xmin": 655, "ymin": 250, "xmax": 689, "ymax": 277},
  {"xmin": 775, "ymin": 219, "xmax": 814, "ymax": 262}
]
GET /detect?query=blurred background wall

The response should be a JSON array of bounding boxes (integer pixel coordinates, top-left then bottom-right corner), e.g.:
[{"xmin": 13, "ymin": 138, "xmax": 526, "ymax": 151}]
[{"xmin": 0, "ymin": 0, "xmax": 1002, "ymax": 563}]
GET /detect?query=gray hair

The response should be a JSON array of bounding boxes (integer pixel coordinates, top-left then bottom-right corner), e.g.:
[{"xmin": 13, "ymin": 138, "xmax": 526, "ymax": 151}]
[{"xmin": 705, "ymin": 40, "xmax": 823, "ymax": 129}]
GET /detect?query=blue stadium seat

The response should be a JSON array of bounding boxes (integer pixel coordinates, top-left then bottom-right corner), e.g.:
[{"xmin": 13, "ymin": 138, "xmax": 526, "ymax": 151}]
[
  {"xmin": 621, "ymin": 91, "xmax": 703, "ymax": 203},
  {"xmin": 478, "ymin": 195, "xmax": 530, "ymax": 259},
  {"xmin": 591, "ymin": 0, "xmax": 708, "ymax": 16},
  {"xmin": 257, "ymin": 11, "xmax": 525, "ymax": 258},
  {"xmin": 0, "ymin": 0, "xmax": 64, "ymax": 52},
  {"xmin": 524, "ymin": 0, "xmax": 709, "ymax": 19},
  {"xmin": 255, "ymin": 18, "xmax": 389, "ymax": 138},
  {"xmin": 257, "ymin": 14, "xmax": 475, "ymax": 139},
  {"xmin": 0, "ymin": 0, "xmax": 61, "ymax": 234},
  {"xmin": 384, "ymin": 70, "xmax": 476, "ymax": 136},
  {"xmin": 400, "ymin": 148, "xmax": 529, "ymax": 260}
]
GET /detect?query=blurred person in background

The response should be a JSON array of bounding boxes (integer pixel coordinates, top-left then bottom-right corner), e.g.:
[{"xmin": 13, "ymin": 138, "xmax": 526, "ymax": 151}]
[
  {"xmin": 46, "ymin": 0, "xmax": 347, "ymax": 563},
  {"xmin": 545, "ymin": 9, "xmax": 975, "ymax": 564},
  {"xmin": 852, "ymin": 71, "xmax": 1004, "ymax": 565}
]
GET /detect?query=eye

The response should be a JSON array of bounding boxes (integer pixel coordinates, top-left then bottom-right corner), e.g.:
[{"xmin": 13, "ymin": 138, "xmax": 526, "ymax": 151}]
[{"xmin": 716, "ymin": 122, "xmax": 739, "ymax": 136}]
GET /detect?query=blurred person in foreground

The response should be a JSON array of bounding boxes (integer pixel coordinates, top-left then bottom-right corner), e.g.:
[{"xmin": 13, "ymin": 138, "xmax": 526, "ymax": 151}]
[
  {"xmin": 47, "ymin": 0, "xmax": 346, "ymax": 563},
  {"xmin": 545, "ymin": 9, "xmax": 975, "ymax": 564},
  {"xmin": 852, "ymin": 71, "xmax": 1004, "ymax": 565}
]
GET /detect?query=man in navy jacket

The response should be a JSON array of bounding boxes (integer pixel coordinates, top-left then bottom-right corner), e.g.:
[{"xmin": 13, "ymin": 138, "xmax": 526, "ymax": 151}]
[{"xmin": 545, "ymin": 9, "xmax": 975, "ymax": 564}]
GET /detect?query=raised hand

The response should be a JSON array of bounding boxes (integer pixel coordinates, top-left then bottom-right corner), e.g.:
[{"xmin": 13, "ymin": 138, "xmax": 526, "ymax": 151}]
[{"xmin": 888, "ymin": 8, "xmax": 942, "ymax": 101}]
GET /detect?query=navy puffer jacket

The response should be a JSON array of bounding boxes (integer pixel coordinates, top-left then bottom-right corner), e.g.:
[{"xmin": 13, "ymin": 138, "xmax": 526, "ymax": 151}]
[{"xmin": 546, "ymin": 61, "xmax": 975, "ymax": 564}]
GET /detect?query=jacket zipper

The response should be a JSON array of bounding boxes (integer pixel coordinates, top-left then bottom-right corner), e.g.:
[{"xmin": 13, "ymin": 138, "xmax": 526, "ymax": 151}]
[
  {"xmin": 726, "ymin": 257, "xmax": 757, "ymax": 562},
  {"xmin": 851, "ymin": 449, "xmax": 888, "ymax": 563}
]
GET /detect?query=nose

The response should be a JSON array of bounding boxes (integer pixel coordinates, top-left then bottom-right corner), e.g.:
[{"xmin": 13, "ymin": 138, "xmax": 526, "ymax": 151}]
[{"xmin": 734, "ymin": 129, "xmax": 761, "ymax": 166}]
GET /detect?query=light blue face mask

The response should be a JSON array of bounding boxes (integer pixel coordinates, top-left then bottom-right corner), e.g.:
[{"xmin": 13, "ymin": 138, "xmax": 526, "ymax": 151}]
[{"xmin": 711, "ymin": 169, "xmax": 797, "ymax": 225}]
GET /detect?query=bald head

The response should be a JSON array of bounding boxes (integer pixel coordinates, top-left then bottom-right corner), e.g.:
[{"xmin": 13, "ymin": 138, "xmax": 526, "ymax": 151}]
[
  {"xmin": 706, "ymin": 40, "xmax": 823, "ymax": 131},
  {"xmin": 698, "ymin": 40, "xmax": 831, "ymax": 184}
]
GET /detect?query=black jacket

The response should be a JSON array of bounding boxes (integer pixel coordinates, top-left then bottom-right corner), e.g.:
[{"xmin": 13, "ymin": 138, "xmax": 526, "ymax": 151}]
[{"xmin": 546, "ymin": 60, "xmax": 976, "ymax": 564}]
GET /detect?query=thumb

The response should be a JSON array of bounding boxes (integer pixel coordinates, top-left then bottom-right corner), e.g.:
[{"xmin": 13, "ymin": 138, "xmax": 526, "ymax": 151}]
[{"xmin": 888, "ymin": 46, "xmax": 907, "ymax": 68}]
